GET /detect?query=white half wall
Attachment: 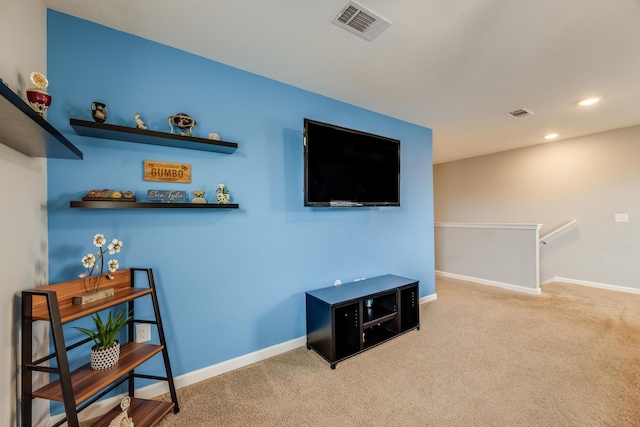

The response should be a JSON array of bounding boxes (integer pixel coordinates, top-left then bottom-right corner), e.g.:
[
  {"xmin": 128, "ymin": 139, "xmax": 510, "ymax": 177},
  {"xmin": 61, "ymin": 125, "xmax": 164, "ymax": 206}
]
[{"xmin": 435, "ymin": 222, "xmax": 541, "ymax": 291}]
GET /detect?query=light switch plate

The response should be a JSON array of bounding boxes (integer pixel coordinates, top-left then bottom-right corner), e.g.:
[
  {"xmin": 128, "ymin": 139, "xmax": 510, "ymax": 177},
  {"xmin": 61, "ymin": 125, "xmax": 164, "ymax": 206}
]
[{"xmin": 614, "ymin": 213, "xmax": 629, "ymax": 223}]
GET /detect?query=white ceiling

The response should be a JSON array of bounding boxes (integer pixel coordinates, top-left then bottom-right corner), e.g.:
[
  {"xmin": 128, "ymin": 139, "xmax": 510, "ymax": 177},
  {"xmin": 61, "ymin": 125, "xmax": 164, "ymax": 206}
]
[{"xmin": 42, "ymin": 0, "xmax": 640, "ymax": 163}]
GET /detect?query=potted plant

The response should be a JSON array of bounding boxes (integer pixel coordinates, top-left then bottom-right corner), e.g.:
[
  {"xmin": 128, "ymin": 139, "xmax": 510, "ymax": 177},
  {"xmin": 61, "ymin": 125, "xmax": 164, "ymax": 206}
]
[{"xmin": 74, "ymin": 309, "xmax": 131, "ymax": 370}]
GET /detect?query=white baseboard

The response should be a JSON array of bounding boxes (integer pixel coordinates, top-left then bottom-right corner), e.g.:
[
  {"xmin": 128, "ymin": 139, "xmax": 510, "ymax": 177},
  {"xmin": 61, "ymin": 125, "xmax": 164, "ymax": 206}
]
[
  {"xmin": 541, "ymin": 276, "xmax": 640, "ymax": 295},
  {"xmin": 420, "ymin": 293, "xmax": 437, "ymax": 304},
  {"xmin": 436, "ymin": 270, "xmax": 541, "ymax": 295},
  {"xmin": 170, "ymin": 335, "xmax": 307, "ymax": 391},
  {"xmin": 49, "ymin": 336, "xmax": 307, "ymax": 426}
]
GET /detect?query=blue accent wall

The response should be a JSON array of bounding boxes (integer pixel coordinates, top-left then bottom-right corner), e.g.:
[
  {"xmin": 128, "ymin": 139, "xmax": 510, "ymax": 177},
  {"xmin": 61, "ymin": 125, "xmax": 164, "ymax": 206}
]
[{"xmin": 46, "ymin": 10, "xmax": 434, "ymax": 379}]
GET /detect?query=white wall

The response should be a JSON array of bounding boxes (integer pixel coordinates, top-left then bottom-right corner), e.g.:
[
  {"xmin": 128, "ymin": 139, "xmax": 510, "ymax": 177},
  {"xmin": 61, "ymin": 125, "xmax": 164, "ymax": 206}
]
[
  {"xmin": 434, "ymin": 125, "xmax": 640, "ymax": 290},
  {"xmin": 0, "ymin": 0, "xmax": 50, "ymax": 425}
]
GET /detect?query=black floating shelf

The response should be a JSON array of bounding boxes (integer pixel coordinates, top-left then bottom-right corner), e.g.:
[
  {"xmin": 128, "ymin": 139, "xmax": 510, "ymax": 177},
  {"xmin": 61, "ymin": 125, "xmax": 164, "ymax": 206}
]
[
  {"xmin": 0, "ymin": 84, "xmax": 83, "ymax": 159},
  {"xmin": 70, "ymin": 201, "xmax": 239, "ymax": 209},
  {"xmin": 70, "ymin": 118, "xmax": 238, "ymax": 154}
]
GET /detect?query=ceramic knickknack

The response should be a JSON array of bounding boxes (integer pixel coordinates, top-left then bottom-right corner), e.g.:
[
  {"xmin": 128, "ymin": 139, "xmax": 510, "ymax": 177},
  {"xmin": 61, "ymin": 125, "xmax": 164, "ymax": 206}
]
[
  {"xmin": 168, "ymin": 113, "xmax": 197, "ymax": 136},
  {"xmin": 216, "ymin": 183, "xmax": 230, "ymax": 204},
  {"xmin": 91, "ymin": 101, "xmax": 108, "ymax": 123},
  {"xmin": 26, "ymin": 72, "xmax": 51, "ymax": 117}
]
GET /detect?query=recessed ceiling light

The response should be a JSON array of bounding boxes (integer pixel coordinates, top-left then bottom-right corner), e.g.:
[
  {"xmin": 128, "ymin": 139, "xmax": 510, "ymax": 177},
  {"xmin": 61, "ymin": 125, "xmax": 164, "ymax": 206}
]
[
  {"xmin": 578, "ymin": 97, "xmax": 600, "ymax": 106},
  {"xmin": 545, "ymin": 133, "xmax": 558, "ymax": 139}
]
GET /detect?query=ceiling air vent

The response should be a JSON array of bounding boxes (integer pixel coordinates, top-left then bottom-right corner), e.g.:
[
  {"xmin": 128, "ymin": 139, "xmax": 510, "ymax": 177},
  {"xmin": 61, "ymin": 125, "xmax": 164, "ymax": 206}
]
[
  {"xmin": 331, "ymin": 1, "xmax": 391, "ymax": 41},
  {"xmin": 506, "ymin": 108, "xmax": 535, "ymax": 119}
]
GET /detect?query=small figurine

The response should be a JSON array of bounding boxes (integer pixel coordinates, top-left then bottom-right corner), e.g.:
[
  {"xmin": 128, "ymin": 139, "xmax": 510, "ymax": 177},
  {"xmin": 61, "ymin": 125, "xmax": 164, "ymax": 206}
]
[
  {"xmin": 108, "ymin": 396, "xmax": 134, "ymax": 427},
  {"xmin": 216, "ymin": 183, "xmax": 230, "ymax": 204},
  {"xmin": 191, "ymin": 190, "xmax": 207, "ymax": 204},
  {"xmin": 26, "ymin": 72, "xmax": 52, "ymax": 117},
  {"xmin": 168, "ymin": 113, "xmax": 197, "ymax": 136},
  {"xmin": 91, "ymin": 102, "xmax": 108, "ymax": 123},
  {"xmin": 134, "ymin": 113, "xmax": 147, "ymax": 130},
  {"xmin": 208, "ymin": 133, "xmax": 221, "ymax": 141}
]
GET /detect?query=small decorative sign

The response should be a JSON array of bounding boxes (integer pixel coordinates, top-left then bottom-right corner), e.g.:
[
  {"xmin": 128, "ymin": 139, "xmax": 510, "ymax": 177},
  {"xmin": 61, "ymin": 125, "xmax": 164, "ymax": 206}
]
[
  {"xmin": 147, "ymin": 190, "xmax": 187, "ymax": 203},
  {"xmin": 144, "ymin": 161, "xmax": 191, "ymax": 183}
]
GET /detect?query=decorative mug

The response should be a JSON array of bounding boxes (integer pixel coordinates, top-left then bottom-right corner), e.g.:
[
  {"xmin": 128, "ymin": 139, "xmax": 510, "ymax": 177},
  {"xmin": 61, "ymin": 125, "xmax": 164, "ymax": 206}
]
[{"xmin": 91, "ymin": 102, "xmax": 108, "ymax": 123}]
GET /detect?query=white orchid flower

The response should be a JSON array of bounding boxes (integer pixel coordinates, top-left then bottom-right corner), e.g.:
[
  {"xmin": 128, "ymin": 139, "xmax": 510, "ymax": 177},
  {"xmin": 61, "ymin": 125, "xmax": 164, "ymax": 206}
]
[
  {"xmin": 82, "ymin": 253, "xmax": 96, "ymax": 268},
  {"xmin": 108, "ymin": 239, "xmax": 123, "ymax": 254},
  {"xmin": 93, "ymin": 233, "xmax": 106, "ymax": 248},
  {"xmin": 81, "ymin": 234, "xmax": 125, "ymax": 288},
  {"xmin": 108, "ymin": 259, "xmax": 119, "ymax": 272}
]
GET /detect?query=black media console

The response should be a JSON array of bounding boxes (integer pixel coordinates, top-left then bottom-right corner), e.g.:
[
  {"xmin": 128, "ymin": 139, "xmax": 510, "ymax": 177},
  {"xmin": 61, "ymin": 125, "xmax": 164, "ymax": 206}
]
[{"xmin": 305, "ymin": 274, "xmax": 420, "ymax": 369}]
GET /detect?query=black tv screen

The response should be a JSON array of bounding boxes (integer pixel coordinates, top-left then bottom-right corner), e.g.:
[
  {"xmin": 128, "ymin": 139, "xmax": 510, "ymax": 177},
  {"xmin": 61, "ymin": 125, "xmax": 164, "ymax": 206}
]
[{"xmin": 304, "ymin": 119, "xmax": 400, "ymax": 207}]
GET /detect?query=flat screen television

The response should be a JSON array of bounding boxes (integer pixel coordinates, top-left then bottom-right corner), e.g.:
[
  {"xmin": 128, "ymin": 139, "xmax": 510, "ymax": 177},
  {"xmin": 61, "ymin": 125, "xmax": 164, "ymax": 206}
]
[{"xmin": 304, "ymin": 119, "xmax": 400, "ymax": 207}]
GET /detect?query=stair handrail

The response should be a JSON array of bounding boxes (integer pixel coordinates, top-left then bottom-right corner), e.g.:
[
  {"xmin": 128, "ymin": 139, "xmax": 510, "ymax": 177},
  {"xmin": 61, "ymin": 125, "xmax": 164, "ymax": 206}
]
[{"xmin": 539, "ymin": 219, "xmax": 577, "ymax": 244}]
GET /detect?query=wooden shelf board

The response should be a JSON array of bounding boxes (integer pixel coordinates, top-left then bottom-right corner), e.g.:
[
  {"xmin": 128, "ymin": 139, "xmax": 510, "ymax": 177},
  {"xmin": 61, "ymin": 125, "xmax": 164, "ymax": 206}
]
[
  {"xmin": 70, "ymin": 200, "xmax": 239, "ymax": 209},
  {"xmin": 70, "ymin": 118, "xmax": 237, "ymax": 154},
  {"xmin": 0, "ymin": 84, "xmax": 83, "ymax": 159},
  {"xmin": 32, "ymin": 343, "xmax": 164, "ymax": 403},
  {"xmin": 34, "ymin": 287, "xmax": 152, "ymax": 323},
  {"xmin": 90, "ymin": 397, "xmax": 174, "ymax": 427},
  {"xmin": 28, "ymin": 270, "xmax": 152, "ymax": 323}
]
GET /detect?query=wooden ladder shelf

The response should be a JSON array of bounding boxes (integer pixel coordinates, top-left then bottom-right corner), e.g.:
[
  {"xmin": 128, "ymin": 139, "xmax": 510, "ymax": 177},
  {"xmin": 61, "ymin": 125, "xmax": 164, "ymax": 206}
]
[{"xmin": 21, "ymin": 268, "xmax": 179, "ymax": 427}]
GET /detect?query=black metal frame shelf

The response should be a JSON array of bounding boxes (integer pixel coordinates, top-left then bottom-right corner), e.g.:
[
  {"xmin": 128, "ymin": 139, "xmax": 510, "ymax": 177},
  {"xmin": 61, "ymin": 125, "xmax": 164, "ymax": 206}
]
[
  {"xmin": 70, "ymin": 118, "xmax": 237, "ymax": 154},
  {"xmin": 0, "ymin": 84, "xmax": 83, "ymax": 159},
  {"xmin": 70, "ymin": 201, "xmax": 239, "ymax": 209},
  {"xmin": 21, "ymin": 268, "xmax": 179, "ymax": 427}
]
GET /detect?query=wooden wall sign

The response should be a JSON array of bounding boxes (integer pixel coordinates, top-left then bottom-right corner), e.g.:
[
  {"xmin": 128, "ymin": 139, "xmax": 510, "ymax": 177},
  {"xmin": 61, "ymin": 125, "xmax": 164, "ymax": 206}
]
[{"xmin": 144, "ymin": 161, "xmax": 191, "ymax": 183}]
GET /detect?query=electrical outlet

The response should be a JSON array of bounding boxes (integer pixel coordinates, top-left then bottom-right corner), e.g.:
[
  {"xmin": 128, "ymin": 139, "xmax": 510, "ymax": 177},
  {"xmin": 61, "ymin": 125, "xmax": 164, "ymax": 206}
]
[{"xmin": 136, "ymin": 323, "xmax": 151, "ymax": 343}]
